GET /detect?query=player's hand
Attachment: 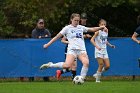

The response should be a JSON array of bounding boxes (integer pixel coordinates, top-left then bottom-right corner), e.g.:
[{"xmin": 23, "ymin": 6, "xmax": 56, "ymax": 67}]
[
  {"xmin": 103, "ymin": 26, "xmax": 108, "ymax": 32},
  {"xmin": 38, "ymin": 36, "xmax": 42, "ymax": 38},
  {"xmin": 137, "ymin": 41, "xmax": 140, "ymax": 44},
  {"xmin": 45, "ymin": 35, "xmax": 48, "ymax": 37},
  {"xmin": 111, "ymin": 45, "xmax": 115, "ymax": 48},
  {"xmin": 86, "ymin": 34, "xmax": 92, "ymax": 38},
  {"xmin": 43, "ymin": 44, "xmax": 49, "ymax": 48},
  {"xmin": 96, "ymin": 47, "xmax": 101, "ymax": 51}
]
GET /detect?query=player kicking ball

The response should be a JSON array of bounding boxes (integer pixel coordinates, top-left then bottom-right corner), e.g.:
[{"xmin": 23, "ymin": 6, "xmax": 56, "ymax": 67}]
[{"xmin": 40, "ymin": 13, "xmax": 107, "ymax": 81}]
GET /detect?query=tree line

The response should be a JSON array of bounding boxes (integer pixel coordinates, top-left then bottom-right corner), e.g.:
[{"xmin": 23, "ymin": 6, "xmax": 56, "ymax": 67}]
[{"xmin": 0, "ymin": 0, "xmax": 140, "ymax": 38}]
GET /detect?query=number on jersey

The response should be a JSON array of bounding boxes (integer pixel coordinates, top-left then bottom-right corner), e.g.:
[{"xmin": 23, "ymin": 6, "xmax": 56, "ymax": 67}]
[{"xmin": 76, "ymin": 33, "xmax": 82, "ymax": 38}]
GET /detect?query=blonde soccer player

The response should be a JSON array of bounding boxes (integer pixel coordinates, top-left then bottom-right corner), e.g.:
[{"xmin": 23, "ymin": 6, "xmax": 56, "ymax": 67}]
[
  {"xmin": 40, "ymin": 13, "xmax": 106, "ymax": 80},
  {"xmin": 90, "ymin": 19, "xmax": 115, "ymax": 82}
]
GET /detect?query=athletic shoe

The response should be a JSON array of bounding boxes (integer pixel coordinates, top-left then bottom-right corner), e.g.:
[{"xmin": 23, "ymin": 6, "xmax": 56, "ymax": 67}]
[
  {"xmin": 93, "ymin": 73, "xmax": 98, "ymax": 78},
  {"xmin": 95, "ymin": 76, "xmax": 101, "ymax": 83},
  {"xmin": 56, "ymin": 70, "xmax": 61, "ymax": 80},
  {"xmin": 93, "ymin": 73, "xmax": 101, "ymax": 83},
  {"xmin": 96, "ymin": 80, "xmax": 101, "ymax": 83},
  {"xmin": 40, "ymin": 62, "xmax": 53, "ymax": 70}
]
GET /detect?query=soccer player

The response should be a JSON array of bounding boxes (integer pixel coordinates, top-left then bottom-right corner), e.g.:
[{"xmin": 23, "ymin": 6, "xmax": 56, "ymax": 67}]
[
  {"xmin": 90, "ymin": 19, "xmax": 115, "ymax": 82},
  {"xmin": 40, "ymin": 13, "xmax": 106, "ymax": 80},
  {"xmin": 56, "ymin": 13, "xmax": 91, "ymax": 81},
  {"xmin": 132, "ymin": 15, "xmax": 140, "ymax": 44}
]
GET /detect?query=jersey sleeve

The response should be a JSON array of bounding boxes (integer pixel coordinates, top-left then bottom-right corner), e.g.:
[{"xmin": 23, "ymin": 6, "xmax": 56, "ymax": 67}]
[
  {"xmin": 81, "ymin": 25, "xmax": 89, "ymax": 33},
  {"xmin": 60, "ymin": 26, "xmax": 68, "ymax": 35}
]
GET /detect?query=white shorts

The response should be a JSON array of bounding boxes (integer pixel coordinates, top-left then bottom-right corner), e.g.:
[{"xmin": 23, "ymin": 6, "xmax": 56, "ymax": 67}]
[
  {"xmin": 95, "ymin": 52, "xmax": 109, "ymax": 59},
  {"xmin": 67, "ymin": 49, "xmax": 87, "ymax": 58},
  {"xmin": 95, "ymin": 48, "xmax": 109, "ymax": 59}
]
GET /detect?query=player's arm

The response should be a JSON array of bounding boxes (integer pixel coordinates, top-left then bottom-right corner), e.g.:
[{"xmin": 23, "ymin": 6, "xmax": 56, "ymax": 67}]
[
  {"xmin": 88, "ymin": 26, "xmax": 107, "ymax": 32},
  {"xmin": 90, "ymin": 31, "xmax": 101, "ymax": 50},
  {"xmin": 83, "ymin": 34, "xmax": 92, "ymax": 39},
  {"xmin": 132, "ymin": 32, "xmax": 140, "ymax": 44},
  {"xmin": 43, "ymin": 33, "xmax": 63, "ymax": 48},
  {"xmin": 61, "ymin": 37, "xmax": 69, "ymax": 44},
  {"xmin": 106, "ymin": 41, "xmax": 115, "ymax": 48}
]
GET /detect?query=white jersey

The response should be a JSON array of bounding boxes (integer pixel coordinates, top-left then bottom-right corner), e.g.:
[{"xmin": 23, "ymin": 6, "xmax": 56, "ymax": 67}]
[
  {"xmin": 95, "ymin": 30, "xmax": 108, "ymax": 55},
  {"xmin": 60, "ymin": 25, "xmax": 89, "ymax": 51}
]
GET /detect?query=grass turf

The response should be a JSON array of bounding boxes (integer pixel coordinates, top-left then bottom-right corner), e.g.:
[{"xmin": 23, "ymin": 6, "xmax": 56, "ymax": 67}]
[{"xmin": 0, "ymin": 80, "xmax": 140, "ymax": 93}]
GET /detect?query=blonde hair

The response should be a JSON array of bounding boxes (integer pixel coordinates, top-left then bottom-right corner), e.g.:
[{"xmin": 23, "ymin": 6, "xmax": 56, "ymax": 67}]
[{"xmin": 99, "ymin": 19, "xmax": 107, "ymax": 25}]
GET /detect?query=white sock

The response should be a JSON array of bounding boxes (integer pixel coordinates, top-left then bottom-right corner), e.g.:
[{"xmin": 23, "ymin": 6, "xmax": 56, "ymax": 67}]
[
  {"xmin": 63, "ymin": 69, "xmax": 66, "ymax": 73},
  {"xmin": 49, "ymin": 62, "xmax": 64, "ymax": 68},
  {"xmin": 80, "ymin": 66, "xmax": 88, "ymax": 78},
  {"xmin": 102, "ymin": 67, "xmax": 105, "ymax": 72},
  {"xmin": 96, "ymin": 71, "xmax": 101, "ymax": 81}
]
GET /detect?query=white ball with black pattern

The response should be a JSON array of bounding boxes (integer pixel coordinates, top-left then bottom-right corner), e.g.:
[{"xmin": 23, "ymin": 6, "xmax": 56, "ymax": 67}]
[{"xmin": 73, "ymin": 75, "xmax": 84, "ymax": 85}]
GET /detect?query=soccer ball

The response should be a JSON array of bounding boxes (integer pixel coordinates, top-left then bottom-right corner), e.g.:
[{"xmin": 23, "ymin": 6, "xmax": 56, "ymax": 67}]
[{"xmin": 73, "ymin": 75, "xmax": 84, "ymax": 85}]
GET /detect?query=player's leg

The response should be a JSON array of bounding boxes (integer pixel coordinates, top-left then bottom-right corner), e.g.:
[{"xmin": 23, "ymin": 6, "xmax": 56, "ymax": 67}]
[
  {"xmin": 56, "ymin": 50, "xmax": 76, "ymax": 80},
  {"xmin": 56, "ymin": 53, "xmax": 71, "ymax": 80},
  {"xmin": 40, "ymin": 61, "xmax": 64, "ymax": 70},
  {"xmin": 97, "ymin": 58, "xmax": 104, "ymax": 72},
  {"xmin": 57, "ymin": 58, "xmax": 77, "ymax": 80},
  {"xmin": 43, "ymin": 55, "xmax": 75, "ymax": 69},
  {"xmin": 102, "ymin": 53, "xmax": 109, "ymax": 72},
  {"xmin": 93, "ymin": 52, "xmax": 104, "ymax": 82},
  {"xmin": 71, "ymin": 59, "xmax": 77, "ymax": 79},
  {"xmin": 40, "ymin": 54, "xmax": 75, "ymax": 70},
  {"xmin": 56, "ymin": 68, "xmax": 71, "ymax": 80},
  {"xmin": 78, "ymin": 51, "xmax": 89, "ymax": 79},
  {"xmin": 94, "ymin": 58, "xmax": 104, "ymax": 82},
  {"xmin": 102, "ymin": 58, "xmax": 110, "ymax": 72}
]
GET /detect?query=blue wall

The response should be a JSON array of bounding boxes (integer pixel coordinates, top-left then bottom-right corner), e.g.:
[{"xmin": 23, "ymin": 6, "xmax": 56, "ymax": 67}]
[{"xmin": 0, "ymin": 38, "xmax": 140, "ymax": 77}]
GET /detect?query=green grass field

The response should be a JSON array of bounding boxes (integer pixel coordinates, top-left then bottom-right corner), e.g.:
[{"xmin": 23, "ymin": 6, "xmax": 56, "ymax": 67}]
[{"xmin": 0, "ymin": 80, "xmax": 140, "ymax": 93}]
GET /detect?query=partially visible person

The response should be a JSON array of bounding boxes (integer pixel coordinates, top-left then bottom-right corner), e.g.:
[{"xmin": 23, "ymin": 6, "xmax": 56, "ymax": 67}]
[
  {"xmin": 132, "ymin": 15, "xmax": 140, "ymax": 44},
  {"xmin": 31, "ymin": 18, "xmax": 51, "ymax": 82},
  {"xmin": 56, "ymin": 36, "xmax": 77, "ymax": 80},
  {"xmin": 32, "ymin": 19, "xmax": 51, "ymax": 39},
  {"xmin": 80, "ymin": 13, "xmax": 88, "ymax": 26},
  {"xmin": 40, "ymin": 13, "xmax": 107, "ymax": 81},
  {"xmin": 90, "ymin": 19, "xmax": 115, "ymax": 83},
  {"xmin": 80, "ymin": 13, "xmax": 93, "ymax": 39}
]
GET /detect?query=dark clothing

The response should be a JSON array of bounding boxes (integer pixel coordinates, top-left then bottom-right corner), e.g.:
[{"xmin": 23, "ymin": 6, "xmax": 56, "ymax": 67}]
[
  {"xmin": 65, "ymin": 44, "xmax": 68, "ymax": 54},
  {"xmin": 82, "ymin": 23, "xmax": 94, "ymax": 38},
  {"xmin": 135, "ymin": 26, "xmax": 140, "ymax": 35},
  {"xmin": 83, "ymin": 32, "xmax": 94, "ymax": 36},
  {"xmin": 32, "ymin": 28, "xmax": 51, "ymax": 38}
]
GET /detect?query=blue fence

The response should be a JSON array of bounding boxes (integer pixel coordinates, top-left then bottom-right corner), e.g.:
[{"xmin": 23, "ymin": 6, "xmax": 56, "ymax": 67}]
[{"xmin": 0, "ymin": 38, "xmax": 140, "ymax": 77}]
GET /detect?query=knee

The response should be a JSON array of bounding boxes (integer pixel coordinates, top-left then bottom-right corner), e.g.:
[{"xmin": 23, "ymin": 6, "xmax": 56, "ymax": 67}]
[
  {"xmin": 83, "ymin": 61, "xmax": 89, "ymax": 67},
  {"xmin": 99, "ymin": 63, "xmax": 104, "ymax": 67},
  {"xmin": 71, "ymin": 65, "xmax": 77, "ymax": 70},
  {"xmin": 63, "ymin": 63, "xmax": 71, "ymax": 69},
  {"xmin": 71, "ymin": 66, "xmax": 76, "ymax": 71}
]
